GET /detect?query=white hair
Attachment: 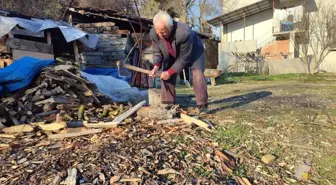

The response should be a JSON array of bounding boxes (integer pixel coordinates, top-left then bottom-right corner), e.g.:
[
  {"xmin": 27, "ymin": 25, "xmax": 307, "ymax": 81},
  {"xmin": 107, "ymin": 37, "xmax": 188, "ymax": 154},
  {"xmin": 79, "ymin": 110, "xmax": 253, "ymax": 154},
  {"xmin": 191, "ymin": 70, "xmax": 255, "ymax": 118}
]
[{"xmin": 153, "ymin": 11, "xmax": 173, "ymax": 29}]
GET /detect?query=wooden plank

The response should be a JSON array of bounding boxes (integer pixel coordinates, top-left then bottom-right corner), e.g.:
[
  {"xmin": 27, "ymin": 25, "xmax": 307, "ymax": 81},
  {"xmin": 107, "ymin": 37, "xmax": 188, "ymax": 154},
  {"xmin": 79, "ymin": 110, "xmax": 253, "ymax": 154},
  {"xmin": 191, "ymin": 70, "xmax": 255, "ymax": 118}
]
[
  {"xmin": 111, "ymin": 100, "xmax": 146, "ymax": 125},
  {"xmin": 48, "ymin": 129, "xmax": 102, "ymax": 139},
  {"xmin": 13, "ymin": 49, "xmax": 54, "ymax": 60},
  {"xmin": 180, "ymin": 113, "xmax": 212, "ymax": 132},
  {"xmin": 7, "ymin": 38, "xmax": 53, "ymax": 54}
]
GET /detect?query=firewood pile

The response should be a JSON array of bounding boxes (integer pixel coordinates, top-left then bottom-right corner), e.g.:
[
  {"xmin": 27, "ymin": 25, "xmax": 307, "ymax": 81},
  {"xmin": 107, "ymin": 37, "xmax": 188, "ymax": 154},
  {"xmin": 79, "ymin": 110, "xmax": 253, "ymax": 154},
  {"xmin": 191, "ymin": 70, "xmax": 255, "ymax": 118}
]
[
  {"xmin": 0, "ymin": 115, "xmax": 248, "ymax": 185},
  {"xmin": 0, "ymin": 59, "xmax": 122, "ymax": 127}
]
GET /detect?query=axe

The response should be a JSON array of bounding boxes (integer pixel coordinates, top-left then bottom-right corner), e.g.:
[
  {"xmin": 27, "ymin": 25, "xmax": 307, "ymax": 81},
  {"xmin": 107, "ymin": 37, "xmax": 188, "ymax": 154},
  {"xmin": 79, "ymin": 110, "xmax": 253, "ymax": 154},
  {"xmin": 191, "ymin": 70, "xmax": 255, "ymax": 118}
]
[{"xmin": 116, "ymin": 61, "xmax": 162, "ymax": 78}]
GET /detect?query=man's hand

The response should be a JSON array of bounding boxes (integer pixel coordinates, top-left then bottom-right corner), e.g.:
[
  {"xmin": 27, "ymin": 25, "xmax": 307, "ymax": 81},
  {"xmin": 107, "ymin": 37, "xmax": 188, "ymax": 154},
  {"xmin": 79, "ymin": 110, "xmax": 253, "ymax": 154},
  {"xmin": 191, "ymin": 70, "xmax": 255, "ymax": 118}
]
[
  {"xmin": 149, "ymin": 66, "xmax": 159, "ymax": 77},
  {"xmin": 160, "ymin": 71, "xmax": 171, "ymax": 80}
]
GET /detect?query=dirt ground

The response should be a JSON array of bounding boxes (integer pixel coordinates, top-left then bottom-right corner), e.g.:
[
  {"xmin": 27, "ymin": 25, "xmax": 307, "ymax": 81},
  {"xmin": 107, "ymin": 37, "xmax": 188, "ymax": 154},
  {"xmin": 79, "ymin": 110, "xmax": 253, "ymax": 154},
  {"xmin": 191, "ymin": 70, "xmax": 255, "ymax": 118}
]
[{"xmin": 177, "ymin": 73, "xmax": 336, "ymax": 184}]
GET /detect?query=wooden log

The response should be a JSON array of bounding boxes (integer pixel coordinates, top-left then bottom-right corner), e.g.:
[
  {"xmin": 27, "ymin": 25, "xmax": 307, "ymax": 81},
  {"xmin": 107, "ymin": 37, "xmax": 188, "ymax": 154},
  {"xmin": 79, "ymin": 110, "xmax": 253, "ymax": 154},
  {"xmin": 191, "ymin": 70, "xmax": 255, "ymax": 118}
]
[
  {"xmin": 7, "ymin": 38, "xmax": 53, "ymax": 54},
  {"xmin": 180, "ymin": 113, "xmax": 212, "ymax": 132},
  {"xmin": 137, "ymin": 106, "xmax": 175, "ymax": 120},
  {"xmin": 48, "ymin": 129, "xmax": 102, "ymax": 139},
  {"xmin": 148, "ymin": 89, "xmax": 161, "ymax": 107}
]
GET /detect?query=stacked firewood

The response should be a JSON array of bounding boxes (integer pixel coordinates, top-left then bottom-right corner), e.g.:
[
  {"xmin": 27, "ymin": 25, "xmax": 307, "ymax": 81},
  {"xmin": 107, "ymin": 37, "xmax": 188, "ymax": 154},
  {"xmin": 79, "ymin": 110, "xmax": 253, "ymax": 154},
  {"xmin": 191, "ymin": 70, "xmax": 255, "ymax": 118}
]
[{"xmin": 0, "ymin": 62, "xmax": 120, "ymax": 126}]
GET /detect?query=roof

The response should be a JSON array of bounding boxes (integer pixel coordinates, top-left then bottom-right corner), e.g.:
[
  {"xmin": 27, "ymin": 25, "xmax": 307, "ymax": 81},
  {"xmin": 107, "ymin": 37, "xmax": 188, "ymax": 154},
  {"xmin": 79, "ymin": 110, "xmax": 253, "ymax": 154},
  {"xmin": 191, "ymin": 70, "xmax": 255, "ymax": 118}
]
[
  {"xmin": 207, "ymin": 0, "xmax": 272, "ymax": 26},
  {"xmin": 67, "ymin": 6, "xmax": 210, "ymax": 39}
]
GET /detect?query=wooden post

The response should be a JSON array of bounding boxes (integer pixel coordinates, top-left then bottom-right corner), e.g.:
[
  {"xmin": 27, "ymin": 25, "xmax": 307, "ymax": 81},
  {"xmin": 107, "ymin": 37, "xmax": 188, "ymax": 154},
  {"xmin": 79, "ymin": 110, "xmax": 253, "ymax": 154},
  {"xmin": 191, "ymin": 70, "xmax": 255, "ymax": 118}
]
[
  {"xmin": 73, "ymin": 41, "xmax": 79, "ymax": 62},
  {"xmin": 47, "ymin": 32, "xmax": 52, "ymax": 44},
  {"xmin": 148, "ymin": 89, "xmax": 161, "ymax": 107}
]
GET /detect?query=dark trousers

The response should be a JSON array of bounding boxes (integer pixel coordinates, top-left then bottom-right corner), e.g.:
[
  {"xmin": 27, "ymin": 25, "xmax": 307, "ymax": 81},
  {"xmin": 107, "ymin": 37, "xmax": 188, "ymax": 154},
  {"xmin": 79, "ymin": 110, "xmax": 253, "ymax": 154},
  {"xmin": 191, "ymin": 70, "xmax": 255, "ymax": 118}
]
[{"xmin": 161, "ymin": 69, "xmax": 208, "ymax": 106}]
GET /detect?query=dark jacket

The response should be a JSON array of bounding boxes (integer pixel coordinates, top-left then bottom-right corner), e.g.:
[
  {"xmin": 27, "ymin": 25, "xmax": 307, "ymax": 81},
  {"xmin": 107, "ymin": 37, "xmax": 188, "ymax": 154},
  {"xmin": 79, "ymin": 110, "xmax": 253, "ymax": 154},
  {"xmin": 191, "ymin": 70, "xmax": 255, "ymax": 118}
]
[{"xmin": 150, "ymin": 21, "xmax": 205, "ymax": 73}]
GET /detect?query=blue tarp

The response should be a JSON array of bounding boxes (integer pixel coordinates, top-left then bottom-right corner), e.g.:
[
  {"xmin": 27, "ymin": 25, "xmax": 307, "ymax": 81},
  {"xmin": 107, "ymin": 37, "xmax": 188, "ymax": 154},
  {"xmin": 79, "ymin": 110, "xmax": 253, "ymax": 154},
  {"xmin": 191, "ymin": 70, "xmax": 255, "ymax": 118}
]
[
  {"xmin": 0, "ymin": 57, "xmax": 54, "ymax": 93},
  {"xmin": 82, "ymin": 68, "xmax": 131, "ymax": 82}
]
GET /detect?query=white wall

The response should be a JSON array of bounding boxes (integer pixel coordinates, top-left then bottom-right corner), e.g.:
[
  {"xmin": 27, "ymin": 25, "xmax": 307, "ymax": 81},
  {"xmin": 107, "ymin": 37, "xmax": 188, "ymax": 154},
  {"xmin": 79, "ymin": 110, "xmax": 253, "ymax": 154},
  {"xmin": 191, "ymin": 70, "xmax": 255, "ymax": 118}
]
[
  {"xmin": 218, "ymin": 9, "xmax": 274, "ymax": 71},
  {"xmin": 227, "ymin": 9, "xmax": 274, "ymax": 47}
]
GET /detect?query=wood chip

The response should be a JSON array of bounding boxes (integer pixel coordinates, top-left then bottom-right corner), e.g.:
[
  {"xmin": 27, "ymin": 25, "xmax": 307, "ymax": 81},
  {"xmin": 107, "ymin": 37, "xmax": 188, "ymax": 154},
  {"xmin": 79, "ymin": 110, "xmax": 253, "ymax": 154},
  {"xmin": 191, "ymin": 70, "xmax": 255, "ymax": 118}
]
[
  {"xmin": 215, "ymin": 150, "xmax": 231, "ymax": 161},
  {"xmin": 261, "ymin": 154, "xmax": 276, "ymax": 164}
]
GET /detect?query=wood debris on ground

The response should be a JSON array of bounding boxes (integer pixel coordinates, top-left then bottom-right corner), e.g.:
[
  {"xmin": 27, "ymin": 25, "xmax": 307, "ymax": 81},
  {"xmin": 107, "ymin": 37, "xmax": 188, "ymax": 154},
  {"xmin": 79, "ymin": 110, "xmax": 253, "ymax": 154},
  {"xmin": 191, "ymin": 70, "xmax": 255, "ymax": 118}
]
[
  {"xmin": 0, "ymin": 59, "xmax": 251, "ymax": 184},
  {"xmin": 0, "ymin": 112, "xmax": 244, "ymax": 184}
]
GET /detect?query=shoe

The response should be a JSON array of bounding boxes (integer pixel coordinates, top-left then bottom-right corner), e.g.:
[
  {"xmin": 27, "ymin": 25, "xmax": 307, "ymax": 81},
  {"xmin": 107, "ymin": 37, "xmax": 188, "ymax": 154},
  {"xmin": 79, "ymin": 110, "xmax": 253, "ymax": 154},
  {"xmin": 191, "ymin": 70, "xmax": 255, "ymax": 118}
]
[
  {"xmin": 197, "ymin": 104, "xmax": 208, "ymax": 115},
  {"xmin": 189, "ymin": 104, "xmax": 208, "ymax": 115}
]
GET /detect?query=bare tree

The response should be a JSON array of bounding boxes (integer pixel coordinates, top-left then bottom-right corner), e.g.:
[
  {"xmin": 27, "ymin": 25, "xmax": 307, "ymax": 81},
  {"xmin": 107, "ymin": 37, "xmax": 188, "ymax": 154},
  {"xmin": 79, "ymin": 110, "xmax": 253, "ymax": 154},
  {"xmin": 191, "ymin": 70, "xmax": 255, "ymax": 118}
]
[
  {"xmin": 0, "ymin": 0, "xmax": 62, "ymax": 19},
  {"xmin": 293, "ymin": 0, "xmax": 336, "ymax": 74}
]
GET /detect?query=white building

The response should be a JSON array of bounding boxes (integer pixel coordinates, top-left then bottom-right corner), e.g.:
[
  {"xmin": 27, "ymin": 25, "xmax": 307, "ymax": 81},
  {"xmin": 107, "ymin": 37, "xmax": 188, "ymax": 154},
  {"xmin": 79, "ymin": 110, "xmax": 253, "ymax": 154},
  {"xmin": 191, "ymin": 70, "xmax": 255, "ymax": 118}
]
[{"xmin": 208, "ymin": 0, "xmax": 336, "ymax": 74}]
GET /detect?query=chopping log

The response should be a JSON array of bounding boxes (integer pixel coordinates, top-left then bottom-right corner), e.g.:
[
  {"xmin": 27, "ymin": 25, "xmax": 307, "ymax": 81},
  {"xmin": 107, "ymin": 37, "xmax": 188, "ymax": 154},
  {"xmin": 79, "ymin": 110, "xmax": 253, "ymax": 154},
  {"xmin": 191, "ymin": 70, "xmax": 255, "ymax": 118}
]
[
  {"xmin": 137, "ymin": 106, "xmax": 176, "ymax": 120},
  {"xmin": 203, "ymin": 69, "xmax": 223, "ymax": 86},
  {"xmin": 148, "ymin": 89, "xmax": 161, "ymax": 107}
]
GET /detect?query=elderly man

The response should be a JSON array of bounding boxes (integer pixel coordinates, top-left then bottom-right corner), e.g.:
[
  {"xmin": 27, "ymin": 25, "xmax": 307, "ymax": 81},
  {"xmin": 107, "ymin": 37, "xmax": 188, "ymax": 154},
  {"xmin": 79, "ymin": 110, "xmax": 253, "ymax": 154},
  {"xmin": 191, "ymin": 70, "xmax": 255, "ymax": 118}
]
[{"xmin": 149, "ymin": 11, "xmax": 208, "ymax": 112}]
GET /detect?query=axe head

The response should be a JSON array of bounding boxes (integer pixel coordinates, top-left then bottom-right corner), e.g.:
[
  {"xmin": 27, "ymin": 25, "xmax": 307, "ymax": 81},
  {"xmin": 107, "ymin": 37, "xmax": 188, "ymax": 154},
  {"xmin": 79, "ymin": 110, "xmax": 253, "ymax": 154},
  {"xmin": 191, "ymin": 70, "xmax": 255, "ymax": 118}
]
[{"xmin": 116, "ymin": 60, "xmax": 131, "ymax": 77}]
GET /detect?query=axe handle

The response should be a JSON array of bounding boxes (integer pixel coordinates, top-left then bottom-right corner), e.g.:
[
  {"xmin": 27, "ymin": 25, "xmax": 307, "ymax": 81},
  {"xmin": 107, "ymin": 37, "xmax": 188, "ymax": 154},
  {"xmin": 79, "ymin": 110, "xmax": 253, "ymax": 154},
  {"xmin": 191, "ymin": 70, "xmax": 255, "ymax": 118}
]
[{"xmin": 123, "ymin": 63, "xmax": 162, "ymax": 77}]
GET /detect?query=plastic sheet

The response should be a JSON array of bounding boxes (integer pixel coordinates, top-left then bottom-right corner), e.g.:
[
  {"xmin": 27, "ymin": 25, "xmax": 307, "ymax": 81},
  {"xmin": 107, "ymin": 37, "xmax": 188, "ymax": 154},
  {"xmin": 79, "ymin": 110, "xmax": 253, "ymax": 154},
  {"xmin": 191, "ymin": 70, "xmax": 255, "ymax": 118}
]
[
  {"xmin": 0, "ymin": 16, "xmax": 98, "ymax": 49},
  {"xmin": 80, "ymin": 71, "xmax": 147, "ymax": 103}
]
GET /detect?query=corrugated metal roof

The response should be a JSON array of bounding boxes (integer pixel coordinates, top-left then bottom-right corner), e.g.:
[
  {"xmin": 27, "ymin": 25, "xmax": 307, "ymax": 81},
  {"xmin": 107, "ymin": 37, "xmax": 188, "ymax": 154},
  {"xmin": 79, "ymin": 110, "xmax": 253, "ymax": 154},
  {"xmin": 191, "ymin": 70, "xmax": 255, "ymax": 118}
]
[{"xmin": 207, "ymin": 0, "xmax": 272, "ymax": 26}]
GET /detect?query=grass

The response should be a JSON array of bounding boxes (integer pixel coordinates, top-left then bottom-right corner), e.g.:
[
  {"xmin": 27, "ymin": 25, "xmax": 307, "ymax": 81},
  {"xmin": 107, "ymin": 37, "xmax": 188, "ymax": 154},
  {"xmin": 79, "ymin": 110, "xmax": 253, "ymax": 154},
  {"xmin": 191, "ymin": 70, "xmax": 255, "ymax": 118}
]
[{"xmin": 215, "ymin": 72, "xmax": 331, "ymax": 84}]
